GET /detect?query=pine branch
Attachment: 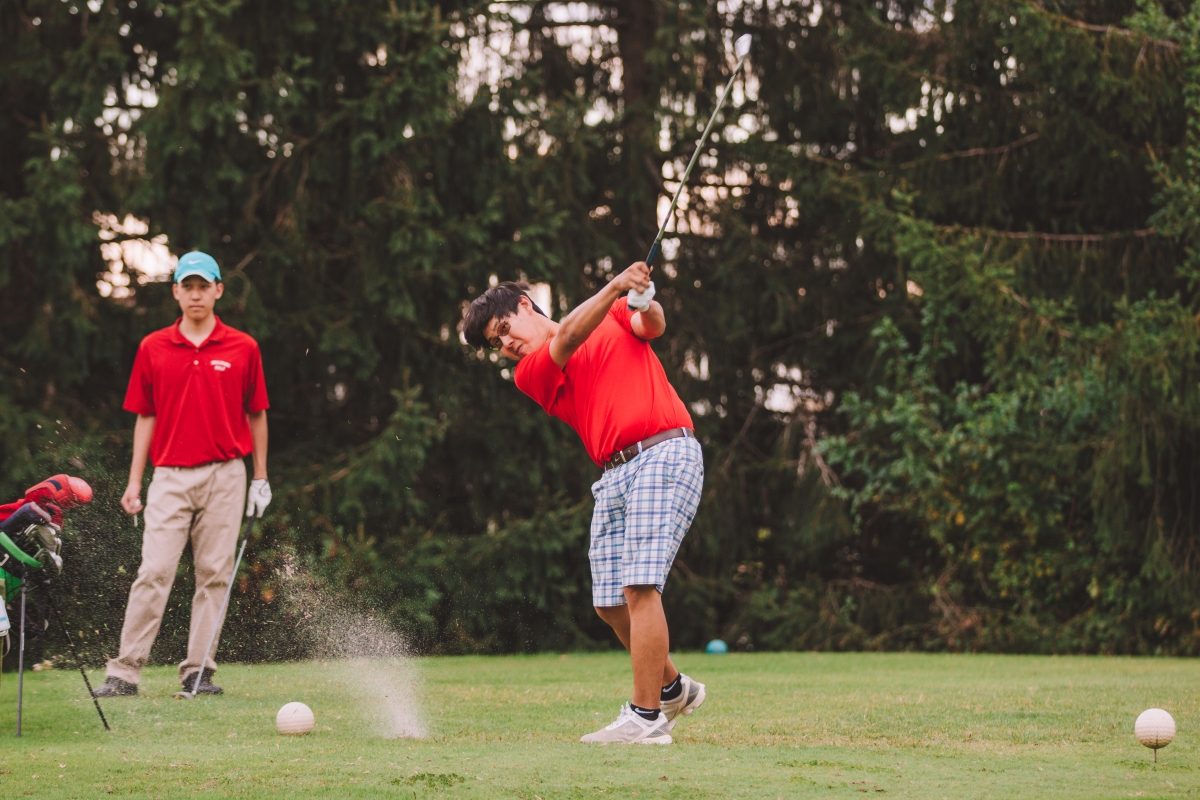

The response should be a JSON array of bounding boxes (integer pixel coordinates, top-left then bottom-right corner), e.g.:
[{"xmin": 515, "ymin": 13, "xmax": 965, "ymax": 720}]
[
  {"xmin": 995, "ymin": 283, "xmax": 1072, "ymax": 339},
  {"xmin": 717, "ymin": 403, "xmax": 761, "ymax": 481},
  {"xmin": 940, "ymin": 224, "xmax": 1157, "ymax": 243},
  {"xmin": 897, "ymin": 132, "xmax": 1040, "ymax": 168},
  {"xmin": 1028, "ymin": 1, "xmax": 1180, "ymax": 52},
  {"xmin": 894, "ymin": 63, "xmax": 1037, "ymax": 100}
]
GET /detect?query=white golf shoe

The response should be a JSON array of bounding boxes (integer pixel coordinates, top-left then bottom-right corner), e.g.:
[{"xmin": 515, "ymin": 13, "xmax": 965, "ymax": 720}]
[
  {"xmin": 660, "ymin": 673, "xmax": 706, "ymax": 728},
  {"xmin": 580, "ymin": 703, "xmax": 673, "ymax": 745}
]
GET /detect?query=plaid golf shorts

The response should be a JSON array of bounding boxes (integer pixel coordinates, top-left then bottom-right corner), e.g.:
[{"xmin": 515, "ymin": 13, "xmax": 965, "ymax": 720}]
[{"xmin": 588, "ymin": 435, "xmax": 704, "ymax": 607}]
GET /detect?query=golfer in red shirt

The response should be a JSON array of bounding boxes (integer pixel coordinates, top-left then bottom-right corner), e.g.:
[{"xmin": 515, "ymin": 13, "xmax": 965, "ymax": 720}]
[
  {"xmin": 464, "ymin": 261, "xmax": 705, "ymax": 744},
  {"xmin": 93, "ymin": 251, "xmax": 271, "ymax": 698}
]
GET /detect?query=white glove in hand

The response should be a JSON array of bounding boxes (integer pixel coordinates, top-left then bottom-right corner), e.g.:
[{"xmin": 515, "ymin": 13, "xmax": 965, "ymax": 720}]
[
  {"xmin": 626, "ymin": 280, "xmax": 656, "ymax": 312},
  {"xmin": 246, "ymin": 479, "xmax": 272, "ymax": 518}
]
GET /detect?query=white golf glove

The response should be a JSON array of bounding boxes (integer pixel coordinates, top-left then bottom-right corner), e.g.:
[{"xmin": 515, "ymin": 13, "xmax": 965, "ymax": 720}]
[
  {"xmin": 246, "ymin": 479, "xmax": 272, "ymax": 518},
  {"xmin": 626, "ymin": 280, "xmax": 656, "ymax": 312}
]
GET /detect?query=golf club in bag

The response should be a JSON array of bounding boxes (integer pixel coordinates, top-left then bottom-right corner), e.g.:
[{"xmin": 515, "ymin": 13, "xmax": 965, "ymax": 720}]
[
  {"xmin": 174, "ymin": 517, "xmax": 255, "ymax": 700},
  {"xmin": 1, "ymin": 477, "xmax": 96, "ymax": 734},
  {"xmin": 43, "ymin": 589, "xmax": 111, "ymax": 732},
  {"xmin": 629, "ymin": 33, "xmax": 752, "ymax": 310},
  {"xmin": 2, "ymin": 516, "xmax": 108, "ymax": 734}
]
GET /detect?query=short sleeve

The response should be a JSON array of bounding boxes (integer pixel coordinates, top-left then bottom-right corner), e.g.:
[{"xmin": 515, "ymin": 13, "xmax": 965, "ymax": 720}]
[
  {"xmin": 514, "ymin": 342, "xmax": 567, "ymax": 411},
  {"xmin": 244, "ymin": 343, "xmax": 270, "ymax": 412},
  {"xmin": 122, "ymin": 340, "xmax": 155, "ymax": 416},
  {"xmin": 607, "ymin": 297, "xmax": 635, "ymax": 332}
]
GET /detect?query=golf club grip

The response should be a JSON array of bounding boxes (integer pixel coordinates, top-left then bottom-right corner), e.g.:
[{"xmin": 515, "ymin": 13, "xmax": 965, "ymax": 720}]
[{"xmin": 645, "ymin": 240, "xmax": 661, "ymax": 268}]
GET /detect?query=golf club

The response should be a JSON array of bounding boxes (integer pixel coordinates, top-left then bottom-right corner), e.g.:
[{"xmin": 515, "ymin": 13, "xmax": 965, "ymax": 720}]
[
  {"xmin": 174, "ymin": 518, "xmax": 253, "ymax": 700},
  {"xmin": 16, "ymin": 582, "xmax": 26, "ymax": 736},
  {"xmin": 42, "ymin": 588, "xmax": 110, "ymax": 731},
  {"xmin": 643, "ymin": 33, "xmax": 752, "ymax": 271}
]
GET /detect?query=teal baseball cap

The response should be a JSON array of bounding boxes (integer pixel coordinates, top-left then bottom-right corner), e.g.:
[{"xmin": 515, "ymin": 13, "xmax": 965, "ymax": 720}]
[{"xmin": 173, "ymin": 251, "xmax": 222, "ymax": 283}]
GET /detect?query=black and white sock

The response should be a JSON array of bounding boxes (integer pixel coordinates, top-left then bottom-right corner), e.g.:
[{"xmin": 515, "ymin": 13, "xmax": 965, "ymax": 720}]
[
  {"xmin": 630, "ymin": 703, "xmax": 661, "ymax": 721},
  {"xmin": 661, "ymin": 674, "xmax": 683, "ymax": 702}
]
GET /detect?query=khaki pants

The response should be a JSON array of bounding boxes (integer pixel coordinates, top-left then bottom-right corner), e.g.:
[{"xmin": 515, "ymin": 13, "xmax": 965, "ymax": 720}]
[{"xmin": 106, "ymin": 458, "xmax": 246, "ymax": 684}]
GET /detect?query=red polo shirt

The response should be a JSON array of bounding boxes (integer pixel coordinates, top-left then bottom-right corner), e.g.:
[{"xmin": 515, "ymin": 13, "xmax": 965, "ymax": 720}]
[
  {"xmin": 514, "ymin": 298, "xmax": 693, "ymax": 467},
  {"xmin": 124, "ymin": 316, "xmax": 269, "ymax": 467}
]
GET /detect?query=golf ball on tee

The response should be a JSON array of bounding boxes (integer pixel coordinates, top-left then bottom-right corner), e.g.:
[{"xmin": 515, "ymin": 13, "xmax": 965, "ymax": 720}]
[
  {"xmin": 276, "ymin": 701, "xmax": 315, "ymax": 735},
  {"xmin": 1134, "ymin": 708, "xmax": 1175, "ymax": 749}
]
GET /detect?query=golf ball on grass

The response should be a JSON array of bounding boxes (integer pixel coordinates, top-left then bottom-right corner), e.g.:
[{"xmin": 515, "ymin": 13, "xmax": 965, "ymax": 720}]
[
  {"xmin": 276, "ymin": 702, "xmax": 315, "ymax": 735},
  {"xmin": 1135, "ymin": 708, "xmax": 1175, "ymax": 751}
]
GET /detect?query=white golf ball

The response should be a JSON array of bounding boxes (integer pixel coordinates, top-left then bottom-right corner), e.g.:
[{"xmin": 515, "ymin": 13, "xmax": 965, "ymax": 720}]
[
  {"xmin": 276, "ymin": 701, "xmax": 315, "ymax": 735},
  {"xmin": 1134, "ymin": 708, "xmax": 1176, "ymax": 749}
]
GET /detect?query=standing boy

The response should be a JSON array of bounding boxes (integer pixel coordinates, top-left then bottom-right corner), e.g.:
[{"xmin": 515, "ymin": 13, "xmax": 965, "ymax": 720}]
[
  {"xmin": 463, "ymin": 262, "xmax": 705, "ymax": 744},
  {"xmin": 93, "ymin": 251, "xmax": 271, "ymax": 698}
]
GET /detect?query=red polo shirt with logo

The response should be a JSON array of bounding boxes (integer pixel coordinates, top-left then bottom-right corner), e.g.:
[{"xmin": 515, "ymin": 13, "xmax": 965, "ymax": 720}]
[
  {"xmin": 124, "ymin": 316, "xmax": 269, "ymax": 467},
  {"xmin": 514, "ymin": 298, "xmax": 693, "ymax": 467}
]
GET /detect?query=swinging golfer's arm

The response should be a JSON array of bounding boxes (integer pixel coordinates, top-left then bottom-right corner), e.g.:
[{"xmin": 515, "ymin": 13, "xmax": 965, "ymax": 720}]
[
  {"xmin": 551, "ymin": 262, "xmax": 653, "ymax": 366},
  {"xmin": 631, "ymin": 301, "xmax": 665, "ymax": 340},
  {"xmin": 122, "ymin": 414, "xmax": 155, "ymax": 515},
  {"xmin": 550, "ymin": 284, "xmax": 622, "ymax": 366}
]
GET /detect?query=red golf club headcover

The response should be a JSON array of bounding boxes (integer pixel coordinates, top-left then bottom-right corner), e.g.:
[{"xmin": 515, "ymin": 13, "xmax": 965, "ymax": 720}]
[{"xmin": 21, "ymin": 474, "xmax": 94, "ymax": 525}]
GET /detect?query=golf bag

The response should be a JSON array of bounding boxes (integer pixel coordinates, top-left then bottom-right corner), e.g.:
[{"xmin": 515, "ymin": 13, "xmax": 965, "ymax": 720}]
[
  {"xmin": 0, "ymin": 475, "xmax": 108, "ymax": 735},
  {"xmin": 0, "ymin": 475, "xmax": 93, "ymax": 653}
]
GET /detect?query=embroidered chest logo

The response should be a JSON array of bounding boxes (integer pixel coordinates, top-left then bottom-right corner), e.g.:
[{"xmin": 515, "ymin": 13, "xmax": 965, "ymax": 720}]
[{"xmin": 211, "ymin": 359, "xmax": 232, "ymax": 372}]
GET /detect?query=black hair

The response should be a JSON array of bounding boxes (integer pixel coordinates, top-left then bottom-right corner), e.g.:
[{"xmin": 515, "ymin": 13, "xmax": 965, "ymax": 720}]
[{"xmin": 461, "ymin": 281, "xmax": 547, "ymax": 349}]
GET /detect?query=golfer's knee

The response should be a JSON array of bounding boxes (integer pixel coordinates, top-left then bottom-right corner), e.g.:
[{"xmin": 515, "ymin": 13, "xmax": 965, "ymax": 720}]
[
  {"xmin": 596, "ymin": 604, "xmax": 631, "ymax": 628},
  {"xmin": 134, "ymin": 565, "xmax": 173, "ymax": 588},
  {"xmin": 196, "ymin": 573, "xmax": 230, "ymax": 590},
  {"xmin": 622, "ymin": 584, "xmax": 658, "ymax": 608},
  {"xmin": 194, "ymin": 562, "xmax": 233, "ymax": 587}
]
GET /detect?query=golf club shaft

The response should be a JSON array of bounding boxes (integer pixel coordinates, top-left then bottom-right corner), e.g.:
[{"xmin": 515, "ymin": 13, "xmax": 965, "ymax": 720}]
[
  {"xmin": 44, "ymin": 591, "xmax": 110, "ymax": 731},
  {"xmin": 645, "ymin": 52, "xmax": 749, "ymax": 268},
  {"xmin": 16, "ymin": 584, "xmax": 25, "ymax": 736},
  {"xmin": 188, "ymin": 523, "xmax": 251, "ymax": 696}
]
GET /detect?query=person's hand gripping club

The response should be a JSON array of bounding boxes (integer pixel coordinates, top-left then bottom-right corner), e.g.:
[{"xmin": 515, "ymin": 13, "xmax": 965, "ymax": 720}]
[{"xmin": 620, "ymin": 262, "xmax": 656, "ymax": 312}]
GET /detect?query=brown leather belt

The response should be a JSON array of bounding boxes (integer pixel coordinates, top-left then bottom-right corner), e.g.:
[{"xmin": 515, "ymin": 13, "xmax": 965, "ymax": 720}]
[{"xmin": 603, "ymin": 427, "xmax": 695, "ymax": 471}]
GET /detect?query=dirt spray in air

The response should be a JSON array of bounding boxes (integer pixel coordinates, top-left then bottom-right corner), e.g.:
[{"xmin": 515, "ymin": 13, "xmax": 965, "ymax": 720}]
[{"xmin": 274, "ymin": 552, "xmax": 428, "ymax": 739}]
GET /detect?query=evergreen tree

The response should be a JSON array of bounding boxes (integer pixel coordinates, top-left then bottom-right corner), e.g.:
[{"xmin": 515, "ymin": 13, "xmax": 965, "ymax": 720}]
[{"xmin": 821, "ymin": 0, "xmax": 1198, "ymax": 653}]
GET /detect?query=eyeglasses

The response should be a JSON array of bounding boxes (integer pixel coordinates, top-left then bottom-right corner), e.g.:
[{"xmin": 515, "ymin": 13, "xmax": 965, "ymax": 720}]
[{"xmin": 487, "ymin": 317, "xmax": 511, "ymax": 351}]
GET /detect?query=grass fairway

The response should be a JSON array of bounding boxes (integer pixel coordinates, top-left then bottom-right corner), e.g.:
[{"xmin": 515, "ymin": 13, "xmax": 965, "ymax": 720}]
[{"xmin": 1, "ymin": 651, "xmax": 1197, "ymax": 798}]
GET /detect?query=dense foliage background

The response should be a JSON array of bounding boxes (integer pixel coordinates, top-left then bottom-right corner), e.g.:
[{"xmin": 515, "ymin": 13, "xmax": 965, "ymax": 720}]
[{"xmin": 2, "ymin": 0, "xmax": 1198, "ymax": 665}]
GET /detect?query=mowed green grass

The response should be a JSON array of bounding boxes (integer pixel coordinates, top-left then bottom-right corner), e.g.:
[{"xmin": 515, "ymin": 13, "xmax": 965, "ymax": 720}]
[{"xmin": 1, "ymin": 652, "xmax": 1197, "ymax": 799}]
